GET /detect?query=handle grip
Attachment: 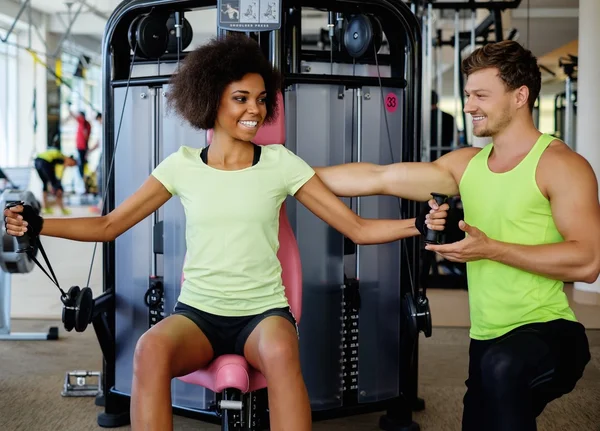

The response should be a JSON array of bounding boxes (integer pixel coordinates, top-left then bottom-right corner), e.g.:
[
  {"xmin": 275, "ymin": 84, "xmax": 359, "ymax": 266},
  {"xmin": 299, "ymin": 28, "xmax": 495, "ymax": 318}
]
[
  {"xmin": 4, "ymin": 200, "xmax": 31, "ymax": 253},
  {"xmin": 424, "ymin": 193, "xmax": 449, "ymax": 245}
]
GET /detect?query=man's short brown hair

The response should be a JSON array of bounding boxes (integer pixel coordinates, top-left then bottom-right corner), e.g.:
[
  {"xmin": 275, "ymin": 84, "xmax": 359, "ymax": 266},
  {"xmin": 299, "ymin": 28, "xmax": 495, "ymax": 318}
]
[{"xmin": 462, "ymin": 40, "xmax": 541, "ymax": 112}]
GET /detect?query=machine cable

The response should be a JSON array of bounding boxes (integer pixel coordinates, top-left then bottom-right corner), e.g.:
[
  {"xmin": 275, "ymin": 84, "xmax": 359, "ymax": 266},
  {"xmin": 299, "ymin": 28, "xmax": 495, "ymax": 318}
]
[{"xmin": 370, "ymin": 23, "xmax": 447, "ymax": 341}]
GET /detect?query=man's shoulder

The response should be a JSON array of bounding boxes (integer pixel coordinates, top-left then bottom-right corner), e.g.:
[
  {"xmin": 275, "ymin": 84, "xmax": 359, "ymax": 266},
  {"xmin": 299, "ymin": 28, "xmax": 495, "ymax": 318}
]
[
  {"xmin": 436, "ymin": 146, "xmax": 481, "ymax": 174},
  {"xmin": 541, "ymin": 139, "xmax": 586, "ymax": 170},
  {"xmin": 538, "ymin": 138, "xmax": 597, "ymax": 191}
]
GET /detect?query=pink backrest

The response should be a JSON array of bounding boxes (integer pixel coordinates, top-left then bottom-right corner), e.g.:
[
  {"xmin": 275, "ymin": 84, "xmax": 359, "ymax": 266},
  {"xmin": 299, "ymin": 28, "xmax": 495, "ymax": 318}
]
[{"xmin": 188, "ymin": 92, "xmax": 303, "ymax": 322}]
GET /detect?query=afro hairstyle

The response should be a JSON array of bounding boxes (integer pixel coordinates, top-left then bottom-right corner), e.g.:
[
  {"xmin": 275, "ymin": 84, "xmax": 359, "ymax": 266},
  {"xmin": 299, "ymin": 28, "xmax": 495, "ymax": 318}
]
[{"xmin": 166, "ymin": 33, "xmax": 282, "ymax": 130}]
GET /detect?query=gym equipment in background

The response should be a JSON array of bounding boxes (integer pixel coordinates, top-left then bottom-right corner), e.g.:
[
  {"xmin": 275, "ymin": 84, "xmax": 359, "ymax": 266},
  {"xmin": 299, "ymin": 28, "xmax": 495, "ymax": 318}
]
[{"xmin": 0, "ymin": 189, "xmax": 58, "ymax": 341}]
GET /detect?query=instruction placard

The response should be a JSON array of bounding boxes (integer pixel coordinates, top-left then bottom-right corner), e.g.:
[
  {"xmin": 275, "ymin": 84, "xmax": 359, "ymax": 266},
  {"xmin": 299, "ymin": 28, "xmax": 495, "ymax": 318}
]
[{"xmin": 218, "ymin": 0, "xmax": 282, "ymax": 32}]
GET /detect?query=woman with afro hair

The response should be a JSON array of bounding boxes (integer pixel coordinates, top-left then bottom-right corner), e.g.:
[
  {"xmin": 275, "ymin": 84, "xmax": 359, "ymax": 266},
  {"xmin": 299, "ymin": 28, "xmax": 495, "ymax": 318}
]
[{"xmin": 3, "ymin": 34, "xmax": 448, "ymax": 430}]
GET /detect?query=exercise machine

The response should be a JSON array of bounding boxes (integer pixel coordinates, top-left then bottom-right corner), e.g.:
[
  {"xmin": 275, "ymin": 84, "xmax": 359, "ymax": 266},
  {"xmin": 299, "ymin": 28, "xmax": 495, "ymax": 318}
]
[
  {"xmin": 30, "ymin": 0, "xmax": 429, "ymax": 429},
  {"xmin": 0, "ymin": 189, "xmax": 59, "ymax": 341},
  {"xmin": 555, "ymin": 54, "xmax": 578, "ymax": 150}
]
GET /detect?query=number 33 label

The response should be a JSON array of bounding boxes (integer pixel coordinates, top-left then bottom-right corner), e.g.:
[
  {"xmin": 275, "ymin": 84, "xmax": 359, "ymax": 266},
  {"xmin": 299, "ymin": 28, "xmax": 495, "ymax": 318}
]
[{"xmin": 385, "ymin": 93, "xmax": 398, "ymax": 113}]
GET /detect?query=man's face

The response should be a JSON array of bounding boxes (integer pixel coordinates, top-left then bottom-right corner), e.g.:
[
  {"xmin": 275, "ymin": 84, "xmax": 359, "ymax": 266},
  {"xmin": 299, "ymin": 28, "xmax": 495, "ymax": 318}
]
[{"xmin": 463, "ymin": 68, "xmax": 524, "ymax": 137}]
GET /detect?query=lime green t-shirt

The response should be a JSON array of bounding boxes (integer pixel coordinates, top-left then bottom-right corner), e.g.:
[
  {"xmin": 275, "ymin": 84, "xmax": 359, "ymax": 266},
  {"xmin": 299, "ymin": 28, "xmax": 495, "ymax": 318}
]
[
  {"xmin": 459, "ymin": 134, "xmax": 577, "ymax": 340},
  {"xmin": 152, "ymin": 144, "xmax": 315, "ymax": 317}
]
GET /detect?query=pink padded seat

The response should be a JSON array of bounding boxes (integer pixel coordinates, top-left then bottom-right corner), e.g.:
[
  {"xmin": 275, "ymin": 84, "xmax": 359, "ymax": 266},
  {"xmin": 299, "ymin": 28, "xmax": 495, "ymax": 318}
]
[{"xmin": 178, "ymin": 92, "xmax": 302, "ymax": 394}]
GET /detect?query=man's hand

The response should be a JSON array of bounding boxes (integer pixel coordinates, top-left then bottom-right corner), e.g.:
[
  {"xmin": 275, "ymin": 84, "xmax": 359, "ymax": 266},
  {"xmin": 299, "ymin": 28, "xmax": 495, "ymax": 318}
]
[
  {"xmin": 424, "ymin": 220, "xmax": 491, "ymax": 262},
  {"xmin": 415, "ymin": 198, "xmax": 450, "ymax": 236}
]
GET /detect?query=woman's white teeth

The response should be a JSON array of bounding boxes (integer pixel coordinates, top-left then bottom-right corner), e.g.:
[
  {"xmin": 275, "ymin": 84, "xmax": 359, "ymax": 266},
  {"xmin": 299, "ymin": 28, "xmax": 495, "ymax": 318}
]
[{"xmin": 240, "ymin": 121, "xmax": 258, "ymax": 127}]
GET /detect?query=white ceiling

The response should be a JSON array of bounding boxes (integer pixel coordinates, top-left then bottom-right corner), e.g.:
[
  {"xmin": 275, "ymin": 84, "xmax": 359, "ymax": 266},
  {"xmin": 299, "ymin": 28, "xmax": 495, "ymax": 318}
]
[
  {"xmin": 27, "ymin": 0, "xmax": 121, "ymax": 14},
  {"xmin": 2, "ymin": 0, "xmax": 581, "ymax": 95}
]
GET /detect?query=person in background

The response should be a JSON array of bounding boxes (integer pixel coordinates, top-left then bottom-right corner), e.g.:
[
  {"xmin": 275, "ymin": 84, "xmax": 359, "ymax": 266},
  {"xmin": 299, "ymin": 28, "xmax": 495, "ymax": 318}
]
[
  {"xmin": 430, "ymin": 90, "xmax": 457, "ymax": 161},
  {"xmin": 88, "ymin": 113, "xmax": 103, "ymax": 214},
  {"xmin": 68, "ymin": 110, "xmax": 92, "ymax": 185},
  {"xmin": 33, "ymin": 147, "xmax": 77, "ymax": 215}
]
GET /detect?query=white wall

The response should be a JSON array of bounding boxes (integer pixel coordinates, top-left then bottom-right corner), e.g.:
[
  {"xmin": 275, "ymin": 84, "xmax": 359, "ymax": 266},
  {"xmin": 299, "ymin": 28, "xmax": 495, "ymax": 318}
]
[{"xmin": 15, "ymin": 17, "xmax": 49, "ymax": 167}]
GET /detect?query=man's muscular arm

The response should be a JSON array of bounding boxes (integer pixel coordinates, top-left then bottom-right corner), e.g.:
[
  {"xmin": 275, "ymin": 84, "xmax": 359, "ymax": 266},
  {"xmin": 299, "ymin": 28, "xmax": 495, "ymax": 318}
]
[
  {"xmin": 314, "ymin": 148, "xmax": 476, "ymax": 201},
  {"xmin": 429, "ymin": 145, "xmax": 600, "ymax": 283},
  {"xmin": 487, "ymin": 148, "xmax": 600, "ymax": 283}
]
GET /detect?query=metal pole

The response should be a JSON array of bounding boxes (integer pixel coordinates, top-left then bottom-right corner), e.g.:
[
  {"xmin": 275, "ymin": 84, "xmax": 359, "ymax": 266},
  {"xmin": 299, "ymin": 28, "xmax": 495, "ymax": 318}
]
[
  {"xmin": 51, "ymin": 1, "xmax": 85, "ymax": 57},
  {"xmin": 421, "ymin": 7, "xmax": 431, "ymax": 162},
  {"xmin": 436, "ymin": 27, "xmax": 442, "ymax": 158},
  {"xmin": 0, "ymin": 0, "xmax": 30, "ymax": 43},
  {"xmin": 426, "ymin": 3, "xmax": 433, "ymax": 161},
  {"xmin": 270, "ymin": 30, "xmax": 281, "ymax": 70},
  {"xmin": 28, "ymin": 0, "xmax": 32, "ymax": 50},
  {"xmin": 453, "ymin": 10, "xmax": 460, "ymax": 149},
  {"xmin": 564, "ymin": 76, "xmax": 574, "ymax": 148},
  {"xmin": 151, "ymin": 88, "xmax": 159, "ymax": 275},
  {"xmin": 356, "ymin": 88, "xmax": 363, "ymax": 281}
]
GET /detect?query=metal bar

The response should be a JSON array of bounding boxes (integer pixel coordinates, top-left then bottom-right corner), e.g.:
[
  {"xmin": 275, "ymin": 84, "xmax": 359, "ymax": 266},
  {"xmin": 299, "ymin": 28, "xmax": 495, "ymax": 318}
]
[
  {"xmin": 493, "ymin": 8, "xmax": 503, "ymax": 41},
  {"xmin": 355, "ymin": 87, "xmax": 363, "ymax": 280},
  {"xmin": 74, "ymin": 0, "xmax": 110, "ymax": 20},
  {"xmin": 470, "ymin": 10, "xmax": 476, "ymax": 50},
  {"xmin": 270, "ymin": 29, "xmax": 281, "ymax": 70},
  {"xmin": 27, "ymin": 0, "xmax": 32, "ymax": 49},
  {"xmin": 453, "ymin": 10, "xmax": 460, "ymax": 150},
  {"xmin": 429, "ymin": 0, "xmax": 521, "ymax": 10},
  {"xmin": 0, "ymin": 0, "xmax": 30, "ymax": 43},
  {"xmin": 51, "ymin": 1, "xmax": 85, "ymax": 57},
  {"xmin": 151, "ymin": 88, "xmax": 159, "ymax": 275},
  {"xmin": 436, "ymin": 44, "xmax": 442, "ymax": 158},
  {"xmin": 0, "ymin": 270, "xmax": 11, "ymax": 335},
  {"xmin": 564, "ymin": 76, "xmax": 573, "ymax": 148}
]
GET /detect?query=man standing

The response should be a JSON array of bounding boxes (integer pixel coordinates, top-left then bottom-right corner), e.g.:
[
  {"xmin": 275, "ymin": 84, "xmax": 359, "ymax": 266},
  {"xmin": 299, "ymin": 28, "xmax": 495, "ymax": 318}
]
[
  {"xmin": 315, "ymin": 40, "xmax": 597, "ymax": 430},
  {"xmin": 73, "ymin": 110, "xmax": 91, "ymax": 183}
]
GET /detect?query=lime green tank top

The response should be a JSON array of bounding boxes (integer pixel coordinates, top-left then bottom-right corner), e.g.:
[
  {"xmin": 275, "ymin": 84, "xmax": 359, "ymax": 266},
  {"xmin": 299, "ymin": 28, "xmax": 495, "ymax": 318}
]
[{"xmin": 459, "ymin": 133, "xmax": 576, "ymax": 340}]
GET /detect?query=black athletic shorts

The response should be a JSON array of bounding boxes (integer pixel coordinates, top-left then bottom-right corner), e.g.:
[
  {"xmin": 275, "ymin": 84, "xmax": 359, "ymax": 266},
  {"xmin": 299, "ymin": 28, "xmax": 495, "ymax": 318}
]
[
  {"xmin": 173, "ymin": 302, "xmax": 298, "ymax": 357},
  {"xmin": 34, "ymin": 158, "xmax": 63, "ymax": 193}
]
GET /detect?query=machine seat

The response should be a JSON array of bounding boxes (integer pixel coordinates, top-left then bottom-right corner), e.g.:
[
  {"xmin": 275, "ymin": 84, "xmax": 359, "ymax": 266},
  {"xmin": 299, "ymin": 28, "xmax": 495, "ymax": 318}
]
[{"xmin": 178, "ymin": 354, "xmax": 267, "ymax": 393}]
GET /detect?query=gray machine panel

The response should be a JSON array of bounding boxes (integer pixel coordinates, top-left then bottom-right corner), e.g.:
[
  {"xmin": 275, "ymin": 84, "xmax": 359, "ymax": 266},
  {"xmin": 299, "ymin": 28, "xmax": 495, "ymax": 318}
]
[
  {"xmin": 285, "ymin": 81, "xmax": 404, "ymax": 406},
  {"xmin": 114, "ymin": 86, "xmax": 154, "ymax": 395},
  {"xmin": 113, "ymin": 85, "xmax": 211, "ymax": 409},
  {"xmin": 285, "ymin": 85, "xmax": 347, "ymax": 410},
  {"xmin": 160, "ymin": 86, "xmax": 214, "ymax": 410},
  {"xmin": 356, "ymin": 86, "xmax": 403, "ymax": 402}
]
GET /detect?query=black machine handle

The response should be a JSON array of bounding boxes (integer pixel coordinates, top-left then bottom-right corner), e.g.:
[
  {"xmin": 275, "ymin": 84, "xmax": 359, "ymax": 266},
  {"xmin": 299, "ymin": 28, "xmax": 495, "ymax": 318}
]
[
  {"xmin": 424, "ymin": 193, "xmax": 449, "ymax": 245},
  {"xmin": 4, "ymin": 200, "xmax": 32, "ymax": 253}
]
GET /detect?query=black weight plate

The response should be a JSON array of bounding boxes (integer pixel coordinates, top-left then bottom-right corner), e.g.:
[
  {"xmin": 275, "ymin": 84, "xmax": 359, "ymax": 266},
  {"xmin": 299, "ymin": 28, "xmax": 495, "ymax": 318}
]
[
  {"xmin": 62, "ymin": 306, "xmax": 75, "ymax": 332},
  {"xmin": 62, "ymin": 285, "xmax": 80, "ymax": 332},
  {"xmin": 423, "ymin": 304, "xmax": 432, "ymax": 338},
  {"xmin": 75, "ymin": 287, "xmax": 94, "ymax": 333}
]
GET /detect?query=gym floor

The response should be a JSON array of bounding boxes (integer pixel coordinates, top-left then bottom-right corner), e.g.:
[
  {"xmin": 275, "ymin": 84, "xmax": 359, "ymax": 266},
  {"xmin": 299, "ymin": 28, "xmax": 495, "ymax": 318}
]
[{"xmin": 4, "ymin": 206, "xmax": 600, "ymax": 430}]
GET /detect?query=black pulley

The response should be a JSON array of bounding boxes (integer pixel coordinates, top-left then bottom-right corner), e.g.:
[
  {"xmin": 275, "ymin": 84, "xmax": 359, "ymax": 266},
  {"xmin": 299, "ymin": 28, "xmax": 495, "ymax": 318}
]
[
  {"xmin": 75, "ymin": 287, "xmax": 94, "ymax": 332},
  {"xmin": 166, "ymin": 14, "xmax": 194, "ymax": 53},
  {"xmin": 402, "ymin": 292, "xmax": 432, "ymax": 339},
  {"xmin": 343, "ymin": 14, "xmax": 383, "ymax": 59},
  {"xmin": 61, "ymin": 286, "xmax": 94, "ymax": 333},
  {"xmin": 62, "ymin": 285, "xmax": 80, "ymax": 332},
  {"xmin": 129, "ymin": 14, "xmax": 169, "ymax": 59}
]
